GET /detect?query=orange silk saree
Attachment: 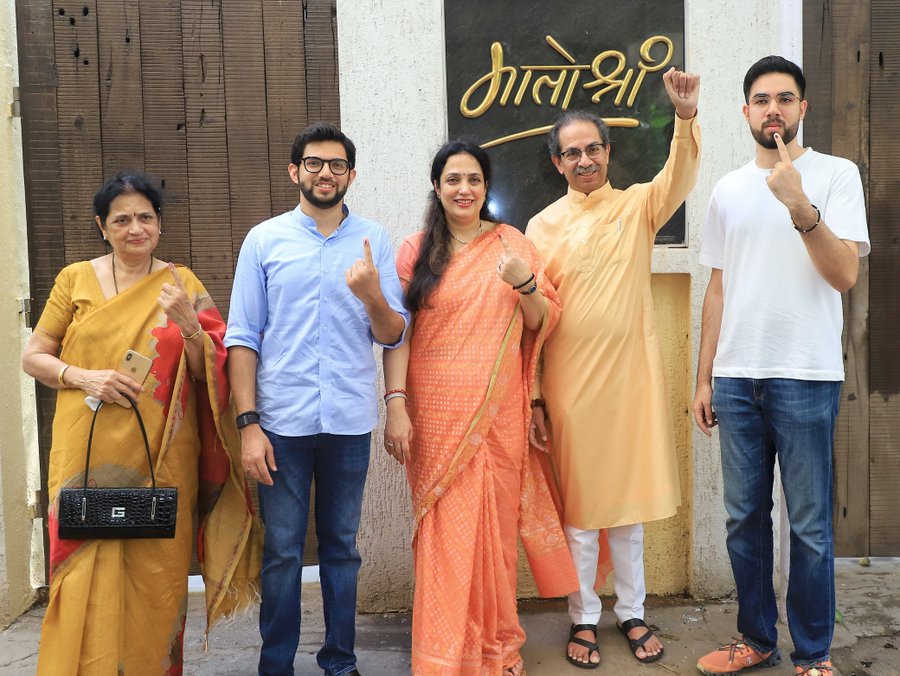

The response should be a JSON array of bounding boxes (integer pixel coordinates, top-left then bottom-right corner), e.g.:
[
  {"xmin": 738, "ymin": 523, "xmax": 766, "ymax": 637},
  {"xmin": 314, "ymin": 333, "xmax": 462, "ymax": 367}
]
[{"xmin": 397, "ymin": 226, "xmax": 578, "ymax": 675}]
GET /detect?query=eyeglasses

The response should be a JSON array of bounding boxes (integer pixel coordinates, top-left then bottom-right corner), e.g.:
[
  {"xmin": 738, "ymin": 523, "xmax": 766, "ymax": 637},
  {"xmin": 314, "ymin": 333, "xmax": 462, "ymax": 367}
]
[
  {"xmin": 749, "ymin": 93, "xmax": 800, "ymax": 108},
  {"xmin": 296, "ymin": 156, "xmax": 351, "ymax": 175},
  {"xmin": 559, "ymin": 143, "xmax": 606, "ymax": 163}
]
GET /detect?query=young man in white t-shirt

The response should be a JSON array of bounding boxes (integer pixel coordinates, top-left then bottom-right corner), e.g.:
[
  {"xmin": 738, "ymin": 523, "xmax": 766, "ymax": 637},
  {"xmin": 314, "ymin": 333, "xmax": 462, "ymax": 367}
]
[{"xmin": 692, "ymin": 56, "xmax": 870, "ymax": 676}]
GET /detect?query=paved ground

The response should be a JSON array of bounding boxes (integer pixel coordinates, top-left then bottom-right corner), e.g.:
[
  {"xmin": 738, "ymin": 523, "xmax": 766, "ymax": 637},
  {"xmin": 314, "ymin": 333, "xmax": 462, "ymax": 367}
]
[{"xmin": 2, "ymin": 559, "xmax": 898, "ymax": 675}]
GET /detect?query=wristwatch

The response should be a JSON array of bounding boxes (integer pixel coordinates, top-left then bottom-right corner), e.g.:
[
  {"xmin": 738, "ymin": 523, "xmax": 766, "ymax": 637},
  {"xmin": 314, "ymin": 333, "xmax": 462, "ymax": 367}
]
[{"xmin": 235, "ymin": 410, "xmax": 261, "ymax": 429}]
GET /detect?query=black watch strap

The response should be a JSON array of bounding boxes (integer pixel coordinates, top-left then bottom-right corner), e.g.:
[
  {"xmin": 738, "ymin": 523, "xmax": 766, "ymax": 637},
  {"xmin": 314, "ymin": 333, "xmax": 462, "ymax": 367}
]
[{"xmin": 236, "ymin": 410, "xmax": 261, "ymax": 429}]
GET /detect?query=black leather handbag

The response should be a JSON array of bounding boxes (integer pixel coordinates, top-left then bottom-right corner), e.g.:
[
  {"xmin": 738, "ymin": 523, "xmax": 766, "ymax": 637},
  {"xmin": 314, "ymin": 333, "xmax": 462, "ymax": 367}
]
[{"xmin": 57, "ymin": 395, "xmax": 178, "ymax": 539}]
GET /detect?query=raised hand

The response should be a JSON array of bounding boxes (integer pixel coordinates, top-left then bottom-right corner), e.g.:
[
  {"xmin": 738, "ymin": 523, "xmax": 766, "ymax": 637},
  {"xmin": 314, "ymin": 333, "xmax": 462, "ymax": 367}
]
[
  {"xmin": 346, "ymin": 238, "xmax": 381, "ymax": 304},
  {"xmin": 766, "ymin": 132, "xmax": 807, "ymax": 212},
  {"xmin": 662, "ymin": 67, "xmax": 700, "ymax": 119},
  {"xmin": 158, "ymin": 263, "xmax": 201, "ymax": 336},
  {"xmin": 497, "ymin": 235, "xmax": 533, "ymax": 288}
]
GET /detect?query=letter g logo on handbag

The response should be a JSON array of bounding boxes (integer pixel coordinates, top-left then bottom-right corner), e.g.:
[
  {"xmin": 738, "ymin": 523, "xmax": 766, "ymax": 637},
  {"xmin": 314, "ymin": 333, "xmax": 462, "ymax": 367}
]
[{"xmin": 111, "ymin": 507, "xmax": 125, "ymax": 518}]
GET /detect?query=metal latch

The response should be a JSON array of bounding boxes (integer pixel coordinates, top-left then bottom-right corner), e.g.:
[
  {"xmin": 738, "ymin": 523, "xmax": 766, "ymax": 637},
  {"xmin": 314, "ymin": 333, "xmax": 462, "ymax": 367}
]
[
  {"xmin": 18, "ymin": 297, "xmax": 32, "ymax": 328},
  {"xmin": 11, "ymin": 86, "xmax": 21, "ymax": 118}
]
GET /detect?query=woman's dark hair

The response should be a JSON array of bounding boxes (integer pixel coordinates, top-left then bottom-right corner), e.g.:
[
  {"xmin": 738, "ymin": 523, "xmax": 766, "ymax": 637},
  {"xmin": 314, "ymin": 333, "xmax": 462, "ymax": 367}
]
[
  {"xmin": 93, "ymin": 171, "xmax": 163, "ymax": 224},
  {"xmin": 405, "ymin": 141, "xmax": 493, "ymax": 314}
]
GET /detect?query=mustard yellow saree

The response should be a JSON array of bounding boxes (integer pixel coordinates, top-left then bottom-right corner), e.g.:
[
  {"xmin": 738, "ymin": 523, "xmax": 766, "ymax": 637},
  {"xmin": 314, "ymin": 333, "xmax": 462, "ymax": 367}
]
[{"xmin": 35, "ymin": 262, "xmax": 260, "ymax": 675}]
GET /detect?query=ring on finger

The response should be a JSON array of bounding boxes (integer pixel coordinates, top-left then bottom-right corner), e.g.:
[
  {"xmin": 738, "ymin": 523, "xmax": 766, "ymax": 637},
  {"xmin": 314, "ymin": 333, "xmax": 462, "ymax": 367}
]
[{"xmin": 386, "ymin": 441, "xmax": 395, "ymax": 447}]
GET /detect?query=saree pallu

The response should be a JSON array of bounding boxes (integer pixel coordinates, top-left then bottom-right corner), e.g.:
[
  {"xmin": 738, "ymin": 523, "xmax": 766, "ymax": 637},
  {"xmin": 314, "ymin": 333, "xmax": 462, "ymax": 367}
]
[
  {"xmin": 397, "ymin": 226, "xmax": 579, "ymax": 675},
  {"xmin": 35, "ymin": 262, "xmax": 261, "ymax": 675}
]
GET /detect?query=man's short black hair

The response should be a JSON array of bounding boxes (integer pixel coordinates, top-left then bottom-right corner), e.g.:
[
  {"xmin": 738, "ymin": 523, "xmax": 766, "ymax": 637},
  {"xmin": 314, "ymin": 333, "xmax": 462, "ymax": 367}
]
[
  {"xmin": 742, "ymin": 55, "xmax": 806, "ymax": 102},
  {"xmin": 290, "ymin": 122, "xmax": 357, "ymax": 168}
]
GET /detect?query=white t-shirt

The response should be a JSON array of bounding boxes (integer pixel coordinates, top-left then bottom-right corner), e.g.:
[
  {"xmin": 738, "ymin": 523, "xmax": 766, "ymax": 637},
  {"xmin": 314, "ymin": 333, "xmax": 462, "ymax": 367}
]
[{"xmin": 700, "ymin": 148, "xmax": 870, "ymax": 381}]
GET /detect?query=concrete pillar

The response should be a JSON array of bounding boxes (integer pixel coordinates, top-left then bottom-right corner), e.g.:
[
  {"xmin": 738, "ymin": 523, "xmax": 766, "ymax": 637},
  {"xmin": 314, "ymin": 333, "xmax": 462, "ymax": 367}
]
[{"xmin": 0, "ymin": 0, "xmax": 42, "ymax": 628}]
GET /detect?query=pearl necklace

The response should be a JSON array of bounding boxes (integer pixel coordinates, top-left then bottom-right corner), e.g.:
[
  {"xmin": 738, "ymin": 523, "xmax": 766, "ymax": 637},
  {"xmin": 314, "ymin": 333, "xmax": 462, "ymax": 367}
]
[{"xmin": 111, "ymin": 251, "xmax": 153, "ymax": 295}]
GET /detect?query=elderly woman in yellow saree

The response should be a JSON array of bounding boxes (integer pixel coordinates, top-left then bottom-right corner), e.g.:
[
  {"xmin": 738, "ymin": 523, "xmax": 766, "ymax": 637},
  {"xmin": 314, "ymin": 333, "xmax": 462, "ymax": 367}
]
[
  {"xmin": 22, "ymin": 172, "xmax": 261, "ymax": 675},
  {"xmin": 383, "ymin": 141, "xmax": 579, "ymax": 676}
]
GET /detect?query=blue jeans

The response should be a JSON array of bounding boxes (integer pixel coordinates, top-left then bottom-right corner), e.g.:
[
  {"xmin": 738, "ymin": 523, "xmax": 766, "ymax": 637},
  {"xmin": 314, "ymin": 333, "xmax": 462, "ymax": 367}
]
[
  {"xmin": 713, "ymin": 377, "xmax": 841, "ymax": 666},
  {"xmin": 257, "ymin": 431, "xmax": 371, "ymax": 676}
]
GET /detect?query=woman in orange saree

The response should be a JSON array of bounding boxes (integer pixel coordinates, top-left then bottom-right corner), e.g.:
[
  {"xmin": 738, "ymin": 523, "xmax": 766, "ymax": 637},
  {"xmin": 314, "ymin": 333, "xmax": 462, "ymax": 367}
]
[
  {"xmin": 22, "ymin": 173, "xmax": 261, "ymax": 675},
  {"xmin": 383, "ymin": 142, "xmax": 578, "ymax": 675}
]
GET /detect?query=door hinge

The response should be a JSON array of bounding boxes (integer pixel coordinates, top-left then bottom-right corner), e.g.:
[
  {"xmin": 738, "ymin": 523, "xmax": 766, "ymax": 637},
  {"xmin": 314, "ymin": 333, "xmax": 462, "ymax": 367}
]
[
  {"xmin": 30, "ymin": 490, "xmax": 45, "ymax": 520},
  {"xmin": 11, "ymin": 86, "xmax": 21, "ymax": 118},
  {"xmin": 18, "ymin": 297, "xmax": 33, "ymax": 328}
]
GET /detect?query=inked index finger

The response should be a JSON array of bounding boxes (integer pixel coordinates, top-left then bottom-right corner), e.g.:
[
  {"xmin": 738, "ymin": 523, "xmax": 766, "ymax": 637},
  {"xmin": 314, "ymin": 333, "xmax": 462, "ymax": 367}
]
[
  {"xmin": 363, "ymin": 238, "xmax": 374, "ymax": 265},
  {"xmin": 167, "ymin": 262, "xmax": 186, "ymax": 289},
  {"xmin": 773, "ymin": 133, "xmax": 792, "ymax": 164},
  {"xmin": 498, "ymin": 234, "xmax": 513, "ymax": 253}
]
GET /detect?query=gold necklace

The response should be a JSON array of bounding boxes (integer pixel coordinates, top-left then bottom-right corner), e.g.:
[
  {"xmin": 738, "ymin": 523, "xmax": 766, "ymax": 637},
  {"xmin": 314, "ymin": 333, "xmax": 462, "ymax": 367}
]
[
  {"xmin": 111, "ymin": 251, "xmax": 153, "ymax": 295},
  {"xmin": 448, "ymin": 220, "xmax": 483, "ymax": 246}
]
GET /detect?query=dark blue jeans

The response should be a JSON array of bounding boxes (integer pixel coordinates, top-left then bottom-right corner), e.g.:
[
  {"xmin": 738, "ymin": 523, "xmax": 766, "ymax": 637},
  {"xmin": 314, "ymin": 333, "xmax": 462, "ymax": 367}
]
[
  {"xmin": 713, "ymin": 378, "xmax": 841, "ymax": 666},
  {"xmin": 257, "ymin": 431, "xmax": 371, "ymax": 676}
]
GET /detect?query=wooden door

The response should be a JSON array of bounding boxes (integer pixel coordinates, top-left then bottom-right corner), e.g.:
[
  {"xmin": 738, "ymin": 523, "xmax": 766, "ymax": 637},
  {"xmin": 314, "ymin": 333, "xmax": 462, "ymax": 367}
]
[{"xmin": 804, "ymin": 0, "xmax": 900, "ymax": 556}]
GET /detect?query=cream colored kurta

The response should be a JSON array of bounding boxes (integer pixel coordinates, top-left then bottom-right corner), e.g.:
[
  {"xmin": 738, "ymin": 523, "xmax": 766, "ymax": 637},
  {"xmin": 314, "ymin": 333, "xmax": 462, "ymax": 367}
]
[{"xmin": 527, "ymin": 115, "xmax": 701, "ymax": 530}]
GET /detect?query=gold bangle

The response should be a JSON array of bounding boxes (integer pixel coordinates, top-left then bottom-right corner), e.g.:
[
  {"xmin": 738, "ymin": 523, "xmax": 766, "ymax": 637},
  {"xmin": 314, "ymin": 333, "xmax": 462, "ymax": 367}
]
[
  {"xmin": 181, "ymin": 326, "xmax": 203, "ymax": 341},
  {"xmin": 57, "ymin": 364, "xmax": 70, "ymax": 387}
]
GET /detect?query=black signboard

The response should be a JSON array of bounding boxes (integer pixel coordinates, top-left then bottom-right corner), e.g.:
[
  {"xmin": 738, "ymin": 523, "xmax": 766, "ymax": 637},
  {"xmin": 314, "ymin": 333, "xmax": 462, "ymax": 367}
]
[{"xmin": 445, "ymin": 0, "xmax": 686, "ymax": 243}]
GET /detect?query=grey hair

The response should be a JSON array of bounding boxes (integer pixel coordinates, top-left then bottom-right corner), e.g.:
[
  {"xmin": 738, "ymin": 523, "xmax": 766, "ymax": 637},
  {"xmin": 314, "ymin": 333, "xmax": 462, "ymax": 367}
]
[{"xmin": 547, "ymin": 110, "xmax": 611, "ymax": 157}]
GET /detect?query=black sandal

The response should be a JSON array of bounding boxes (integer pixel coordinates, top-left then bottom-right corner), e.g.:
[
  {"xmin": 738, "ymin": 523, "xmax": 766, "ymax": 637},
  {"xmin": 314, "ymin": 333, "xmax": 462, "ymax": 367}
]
[
  {"xmin": 617, "ymin": 618, "xmax": 664, "ymax": 663},
  {"xmin": 566, "ymin": 623, "xmax": 600, "ymax": 669}
]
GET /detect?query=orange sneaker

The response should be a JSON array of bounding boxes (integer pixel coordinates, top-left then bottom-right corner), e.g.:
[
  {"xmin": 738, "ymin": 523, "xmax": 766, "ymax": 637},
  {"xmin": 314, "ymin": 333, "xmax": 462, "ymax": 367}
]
[
  {"xmin": 794, "ymin": 660, "xmax": 833, "ymax": 675},
  {"xmin": 697, "ymin": 639, "xmax": 782, "ymax": 674}
]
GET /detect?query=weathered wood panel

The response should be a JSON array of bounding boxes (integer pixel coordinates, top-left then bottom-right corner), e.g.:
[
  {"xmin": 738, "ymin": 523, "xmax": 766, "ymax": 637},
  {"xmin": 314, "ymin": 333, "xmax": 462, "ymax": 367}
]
[
  {"xmin": 262, "ymin": 0, "xmax": 308, "ymax": 216},
  {"xmin": 180, "ymin": 0, "xmax": 234, "ymax": 311},
  {"xmin": 304, "ymin": 0, "xmax": 340, "ymax": 124},
  {"xmin": 96, "ymin": 0, "xmax": 144, "ymax": 176},
  {"xmin": 222, "ymin": 1, "xmax": 273, "ymax": 267},
  {"xmin": 140, "ymin": 0, "xmax": 192, "ymax": 266},
  {"xmin": 53, "ymin": 0, "xmax": 105, "ymax": 263},
  {"xmin": 805, "ymin": 0, "xmax": 872, "ymax": 557},
  {"xmin": 868, "ymin": 0, "xmax": 900, "ymax": 556}
]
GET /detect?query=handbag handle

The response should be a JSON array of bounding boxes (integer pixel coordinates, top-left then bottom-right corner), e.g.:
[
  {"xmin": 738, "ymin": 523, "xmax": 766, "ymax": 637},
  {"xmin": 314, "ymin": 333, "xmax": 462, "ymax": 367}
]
[{"xmin": 79, "ymin": 394, "xmax": 157, "ymax": 494}]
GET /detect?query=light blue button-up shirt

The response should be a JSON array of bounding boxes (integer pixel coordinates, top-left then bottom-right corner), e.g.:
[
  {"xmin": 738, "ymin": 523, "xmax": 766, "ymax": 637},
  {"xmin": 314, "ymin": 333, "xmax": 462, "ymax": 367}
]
[{"xmin": 224, "ymin": 205, "xmax": 410, "ymax": 436}]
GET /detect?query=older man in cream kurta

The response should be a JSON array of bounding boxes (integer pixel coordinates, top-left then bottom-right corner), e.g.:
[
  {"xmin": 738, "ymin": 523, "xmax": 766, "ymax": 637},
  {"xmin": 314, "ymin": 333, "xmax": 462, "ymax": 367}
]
[{"xmin": 526, "ymin": 68, "xmax": 701, "ymax": 668}]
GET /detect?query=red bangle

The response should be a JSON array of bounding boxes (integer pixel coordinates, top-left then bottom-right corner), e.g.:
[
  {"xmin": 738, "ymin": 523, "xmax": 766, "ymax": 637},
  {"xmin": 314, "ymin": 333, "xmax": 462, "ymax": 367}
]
[{"xmin": 384, "ymin": 389, "xmax": 407, "ymax": 399}]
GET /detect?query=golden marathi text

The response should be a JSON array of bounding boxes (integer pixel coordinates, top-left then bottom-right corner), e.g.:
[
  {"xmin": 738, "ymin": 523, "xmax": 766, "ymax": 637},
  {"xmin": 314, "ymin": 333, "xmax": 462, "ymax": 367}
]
[{"xmin": 460, "ymin": 34, "xmax": 674, "ymax": 119}]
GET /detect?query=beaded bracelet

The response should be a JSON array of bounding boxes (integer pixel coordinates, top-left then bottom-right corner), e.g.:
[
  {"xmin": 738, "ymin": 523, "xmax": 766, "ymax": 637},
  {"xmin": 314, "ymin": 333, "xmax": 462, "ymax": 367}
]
[{"xmin": 793, "ymin": 204, "xmax": 821, "ymax": 234}]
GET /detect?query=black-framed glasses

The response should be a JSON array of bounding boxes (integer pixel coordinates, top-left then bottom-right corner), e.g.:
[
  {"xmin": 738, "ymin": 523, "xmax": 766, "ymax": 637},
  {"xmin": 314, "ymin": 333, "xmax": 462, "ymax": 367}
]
[
  {"xmin": 559, "ymin": 142, "xmax": 606, "ymax": 163},
  {"xmin": 297, "ymin": 156, "xmax": 351, "ymax": 175}
]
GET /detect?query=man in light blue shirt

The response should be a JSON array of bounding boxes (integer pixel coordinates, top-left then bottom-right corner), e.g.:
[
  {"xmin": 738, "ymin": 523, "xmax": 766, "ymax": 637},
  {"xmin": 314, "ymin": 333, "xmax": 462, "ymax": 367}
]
[{"xmin": 225, "ymin": 122, "xmax": 408, "ymax": 676}]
